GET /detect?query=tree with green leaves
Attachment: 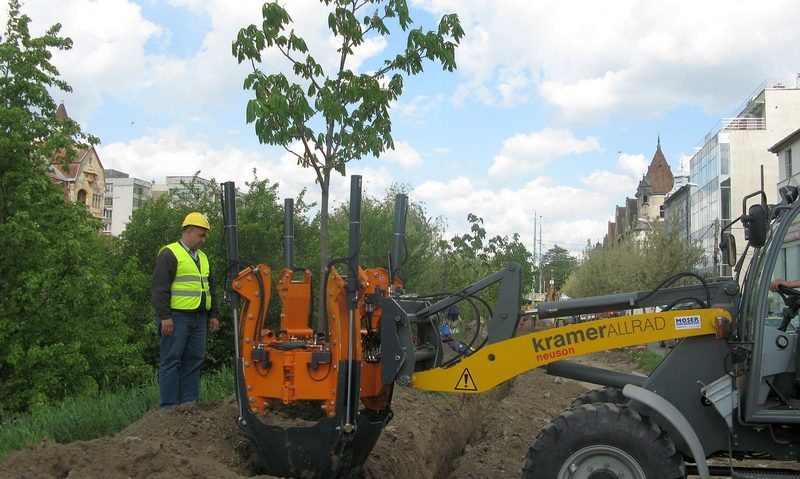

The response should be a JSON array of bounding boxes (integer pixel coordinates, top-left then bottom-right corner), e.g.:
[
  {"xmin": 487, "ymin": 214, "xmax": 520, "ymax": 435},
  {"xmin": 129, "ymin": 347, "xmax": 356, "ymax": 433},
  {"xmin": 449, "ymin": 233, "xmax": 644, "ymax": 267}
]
[
  {"xmin": 232, "ymin": 0, "xmax": 463, "ymax": 319},
  {"xmin": 540, "ymin": 245, "xmax": 578, "ymax": 291},
  {"xmin": 0, "ymin": 0, "xmax": 150, "ymax": 414},
  {"xmin": 327, "ymin": 184, "xmax": 444, "ymax": 289},
  {"xmin": 435, "ymin": 214, "xmax": 534, "ymax": 303},
  {"xmin": 563, "ymin": 221, "xmax": 705, "ymax": 298}
]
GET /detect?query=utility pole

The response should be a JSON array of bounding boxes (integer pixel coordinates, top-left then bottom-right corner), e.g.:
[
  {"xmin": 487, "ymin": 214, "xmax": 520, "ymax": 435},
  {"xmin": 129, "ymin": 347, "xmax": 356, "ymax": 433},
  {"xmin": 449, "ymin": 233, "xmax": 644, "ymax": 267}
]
[
  {"xmin": 539, "ymin": 215, "xmax": 543, "ymax": 294},
  {"xmin": 533, "ymin": 211, "xmax": 537, "ymax": 295}
]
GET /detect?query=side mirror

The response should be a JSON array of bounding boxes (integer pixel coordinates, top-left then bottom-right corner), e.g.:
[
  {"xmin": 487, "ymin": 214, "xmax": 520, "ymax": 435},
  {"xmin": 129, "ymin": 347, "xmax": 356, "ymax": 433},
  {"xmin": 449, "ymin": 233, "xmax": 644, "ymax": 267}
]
[
  {"xmin": 742, "ymin": 204, "xmax": 768, "ymax": 248},
  {"xmin": 719, "ymin": 232, "xmax": 736, "ymax": 267}
]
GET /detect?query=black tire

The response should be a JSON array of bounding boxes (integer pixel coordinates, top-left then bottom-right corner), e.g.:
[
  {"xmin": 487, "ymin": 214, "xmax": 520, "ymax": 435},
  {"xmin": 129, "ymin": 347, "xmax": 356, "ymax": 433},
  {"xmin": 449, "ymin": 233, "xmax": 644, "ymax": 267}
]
[
  {"xmin": 522, "ymin": 403, "xmax": 684, "ymax": 479},
  {"xmin": 570, "ymin": 387, "xmax": 625, "ymax": 408}
]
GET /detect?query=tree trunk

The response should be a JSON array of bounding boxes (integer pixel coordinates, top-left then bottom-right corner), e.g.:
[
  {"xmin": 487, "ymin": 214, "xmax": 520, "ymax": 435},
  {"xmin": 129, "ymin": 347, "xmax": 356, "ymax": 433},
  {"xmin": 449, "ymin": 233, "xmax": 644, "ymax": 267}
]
[{"xmin": 317, "ymin": 173, "xmax": 331, "ymax": 335}]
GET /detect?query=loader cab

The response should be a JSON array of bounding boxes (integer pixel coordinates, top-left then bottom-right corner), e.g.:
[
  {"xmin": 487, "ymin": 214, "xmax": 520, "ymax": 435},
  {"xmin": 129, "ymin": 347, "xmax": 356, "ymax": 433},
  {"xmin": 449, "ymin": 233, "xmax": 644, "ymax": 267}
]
[{"xmin": 736, "ymin": 185, "xmax": 800, "ymax": 425}]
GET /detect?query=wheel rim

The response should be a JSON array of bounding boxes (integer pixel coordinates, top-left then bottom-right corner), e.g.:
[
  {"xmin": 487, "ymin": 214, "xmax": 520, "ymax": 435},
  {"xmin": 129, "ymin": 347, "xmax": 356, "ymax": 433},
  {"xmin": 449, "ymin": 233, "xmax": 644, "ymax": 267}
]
[{"xmin": 557, "ymin": 444, "xmax": 647, "ymax": 479}]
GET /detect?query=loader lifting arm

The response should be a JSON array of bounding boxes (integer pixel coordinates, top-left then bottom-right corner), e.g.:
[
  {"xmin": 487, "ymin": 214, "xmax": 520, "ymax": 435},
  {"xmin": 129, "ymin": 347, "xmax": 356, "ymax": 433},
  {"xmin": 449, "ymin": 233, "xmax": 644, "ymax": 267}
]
[
  {"xmin": 406, "ymin": 307, "xmax": 731, "ymax": 393},
  {"xmin": 383, "ymin": 267, "xmax": 739, "ymax": 393}
]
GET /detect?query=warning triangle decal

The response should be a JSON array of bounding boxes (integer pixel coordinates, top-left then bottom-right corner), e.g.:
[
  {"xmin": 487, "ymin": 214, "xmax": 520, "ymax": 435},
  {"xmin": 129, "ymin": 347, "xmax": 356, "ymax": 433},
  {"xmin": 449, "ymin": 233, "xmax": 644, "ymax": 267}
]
[{"xmin": 454, "ymin": 368, "xmax": 478, "ymax": 391}]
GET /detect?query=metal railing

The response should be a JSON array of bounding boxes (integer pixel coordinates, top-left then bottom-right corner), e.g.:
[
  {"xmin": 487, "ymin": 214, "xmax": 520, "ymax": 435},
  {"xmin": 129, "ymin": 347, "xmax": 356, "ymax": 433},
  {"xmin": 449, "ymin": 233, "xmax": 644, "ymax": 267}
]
[
  {"xmin": 696, "ymin": 76, "xmax": 799, "ymax": 148},
  {"xmin": 721, "ymin": 117, "xmax": 766, "ymax": 131}
]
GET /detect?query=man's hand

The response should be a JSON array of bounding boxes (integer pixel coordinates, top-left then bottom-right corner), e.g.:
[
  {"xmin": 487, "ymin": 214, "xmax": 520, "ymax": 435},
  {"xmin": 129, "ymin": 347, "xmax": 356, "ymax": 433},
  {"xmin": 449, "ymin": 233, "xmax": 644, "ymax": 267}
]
[
  {"xmin": 161, "ymin": 318, "xmax": 174, "ymax": 336},
  {"xmin": 209, "ymin": 316, "xmax": 220, "ymax": 333},
  {"xmin": 771, "ymin": 279, "xmax": 792, "ymax": 292}
]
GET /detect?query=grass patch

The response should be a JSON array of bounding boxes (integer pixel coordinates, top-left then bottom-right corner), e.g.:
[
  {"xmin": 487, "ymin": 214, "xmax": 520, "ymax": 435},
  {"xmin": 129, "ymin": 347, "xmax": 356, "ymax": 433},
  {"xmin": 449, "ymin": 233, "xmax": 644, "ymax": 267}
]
[
  {"xmin": 629, "ymin": 348, "xmax": 664, "ymax": 373},
  {"xmin": 0, "ymin": 366, "xmax": 234, "ymax": 463}
]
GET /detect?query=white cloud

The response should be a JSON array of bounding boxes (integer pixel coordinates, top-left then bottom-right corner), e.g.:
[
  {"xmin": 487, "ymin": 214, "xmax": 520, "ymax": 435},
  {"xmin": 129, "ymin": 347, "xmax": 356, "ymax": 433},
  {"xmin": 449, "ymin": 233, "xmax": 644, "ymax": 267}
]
[
  {"xmin": 617, "ymin": 153, "xmax": 648, "ymax": 178},
  {"xmin": 488, "ymin": 128, "xmax": 602, "ymax": 179},
  {"xmin": 98, "ymin": 126, "xmax": 396, "ymax": 212},
  {"xmin": 497, "ymin": 68, "xmax": 530, "ymax": 107},
  {"xmin": 381, "ymin": 140, "xmax": 424, "ymax": 168},
  {"xmin": 414, "ymin": 175, "xmax": 613, "ymax": 250},
  {"xmin": 5, "ymin": 0, "xmax": 392, "ymax": 127},
  {"xmin": 393, "ymin": 94, "xmax": 444, "ymax": 119},
  {"xmin": 580, "ymin": 170, "xmax": 638, "ymax": 199},
  {"xmin": 415, "ymin": 0, "xmax": 800, "ymax": 121},
  {"xmin": 98, "ymin": 125, "xmax": 281, "ymax": 185},
  {"xmin": 2, "ymin": 0, "xmax": 164, "ymax": 119}
]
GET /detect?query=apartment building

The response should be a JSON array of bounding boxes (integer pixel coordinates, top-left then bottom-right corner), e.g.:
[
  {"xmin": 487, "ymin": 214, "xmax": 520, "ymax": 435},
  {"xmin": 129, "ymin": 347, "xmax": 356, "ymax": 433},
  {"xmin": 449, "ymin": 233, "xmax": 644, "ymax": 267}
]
[
  {"xmin": 100, "ymin": 173, "xmax": 214, "ymax": 235},
  {"xmin": 103, "ymin": 169, "xmax": 153, "ymax": 235},
  {"xmin": 152, "ymin": 175, "xmax": 213, "ymax": 200},
  {"xmin": 689, "ymin": 78, "xmax": 800, "ymax": 276}
]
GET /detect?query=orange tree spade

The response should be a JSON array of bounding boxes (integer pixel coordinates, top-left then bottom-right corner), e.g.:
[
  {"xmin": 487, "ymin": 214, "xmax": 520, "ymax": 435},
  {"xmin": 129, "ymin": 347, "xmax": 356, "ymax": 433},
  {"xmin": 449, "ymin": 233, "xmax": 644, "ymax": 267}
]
[{"xmin": 232, "ymin": 0, "xmax": 463, "ymax": 323}]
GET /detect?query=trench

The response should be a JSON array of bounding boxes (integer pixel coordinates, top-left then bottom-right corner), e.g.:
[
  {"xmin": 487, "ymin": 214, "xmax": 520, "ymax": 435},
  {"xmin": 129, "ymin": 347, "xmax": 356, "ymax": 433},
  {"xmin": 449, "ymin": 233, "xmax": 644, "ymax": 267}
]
[{"xmin": 350, "ymin": 382, "xmax": 512, "ymax": 479}]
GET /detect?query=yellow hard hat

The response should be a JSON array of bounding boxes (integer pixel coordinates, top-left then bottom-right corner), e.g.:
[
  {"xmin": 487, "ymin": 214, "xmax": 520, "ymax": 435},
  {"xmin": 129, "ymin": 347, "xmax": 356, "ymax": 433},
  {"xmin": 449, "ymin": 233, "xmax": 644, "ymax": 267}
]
[{"xmin": 182, "ymin": 212, "xmax": 211, "ymax": 230}]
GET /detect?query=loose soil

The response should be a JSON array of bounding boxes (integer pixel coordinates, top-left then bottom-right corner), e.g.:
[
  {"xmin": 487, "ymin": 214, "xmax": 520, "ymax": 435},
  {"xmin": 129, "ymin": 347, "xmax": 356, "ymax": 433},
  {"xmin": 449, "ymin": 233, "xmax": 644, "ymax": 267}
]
[{"xmin": 1, "ymin": 329, "xmax": 644, "ymax": 479}]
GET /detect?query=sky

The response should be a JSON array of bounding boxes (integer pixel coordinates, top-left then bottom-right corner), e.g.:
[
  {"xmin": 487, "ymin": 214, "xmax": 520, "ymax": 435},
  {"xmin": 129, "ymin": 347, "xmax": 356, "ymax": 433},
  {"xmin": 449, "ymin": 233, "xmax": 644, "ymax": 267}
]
[{"xmin": 4, "ymin": 0, "xmax": 800, "ymax": 257}]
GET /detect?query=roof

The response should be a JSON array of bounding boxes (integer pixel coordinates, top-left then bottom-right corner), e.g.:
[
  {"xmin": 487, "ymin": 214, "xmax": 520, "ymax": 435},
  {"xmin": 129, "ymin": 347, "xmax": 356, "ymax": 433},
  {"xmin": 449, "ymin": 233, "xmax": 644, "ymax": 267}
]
[
  {"xmin": 645, "ymin": 140, "xmax": 674, "ymax": 194},
  {"xmin": 55, "ymin": 103, "xmax": 69, "ymax": 120},
  {"xmin": 769, "ymin": 126, "xmax": 800, "ymax": 153},
  {"xmin": 48, "ymin": 145, "xmax": 103, "ymax": 182},
  {"xmin": 664, "ymin": 183, "xmax": 692, "ymax": 205}
]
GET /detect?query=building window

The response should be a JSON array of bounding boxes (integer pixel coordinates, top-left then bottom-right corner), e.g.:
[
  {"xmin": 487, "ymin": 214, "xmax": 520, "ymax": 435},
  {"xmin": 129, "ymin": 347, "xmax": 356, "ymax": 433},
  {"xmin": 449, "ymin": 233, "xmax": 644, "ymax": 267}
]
[
  {"xmin": 659, "ymin": 204, "xmax": 665, "ymax": 218},
  {"xmin": 787, "ymin": 149, "xmax": 793, "ymax": 178}
]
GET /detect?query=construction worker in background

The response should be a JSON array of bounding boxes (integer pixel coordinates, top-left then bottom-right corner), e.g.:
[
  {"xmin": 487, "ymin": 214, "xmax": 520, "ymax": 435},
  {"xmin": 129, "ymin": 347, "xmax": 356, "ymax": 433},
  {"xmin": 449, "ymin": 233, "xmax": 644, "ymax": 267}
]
[
  {"xmin": 151, "ymin": 212, "xmax": 220, "ymax": 409},
  {"xmin": 440, "ymin": 303, "xmax": 473, "ymax": 355}
]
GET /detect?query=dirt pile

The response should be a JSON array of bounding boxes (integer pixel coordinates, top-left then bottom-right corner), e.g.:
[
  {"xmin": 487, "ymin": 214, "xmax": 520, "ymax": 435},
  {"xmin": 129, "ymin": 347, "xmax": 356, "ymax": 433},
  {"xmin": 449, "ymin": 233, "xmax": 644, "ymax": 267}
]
[{"xmin": 1, "ymin": 351, "xmax": 639, "ymax": 479}]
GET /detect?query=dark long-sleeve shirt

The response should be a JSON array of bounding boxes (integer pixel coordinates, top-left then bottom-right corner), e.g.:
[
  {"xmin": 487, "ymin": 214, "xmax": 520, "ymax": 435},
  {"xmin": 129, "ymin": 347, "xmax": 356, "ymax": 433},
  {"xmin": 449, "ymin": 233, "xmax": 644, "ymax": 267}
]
[{"xmin": 151, "ymin": 245, "xmax": 220, "ymax": 321}]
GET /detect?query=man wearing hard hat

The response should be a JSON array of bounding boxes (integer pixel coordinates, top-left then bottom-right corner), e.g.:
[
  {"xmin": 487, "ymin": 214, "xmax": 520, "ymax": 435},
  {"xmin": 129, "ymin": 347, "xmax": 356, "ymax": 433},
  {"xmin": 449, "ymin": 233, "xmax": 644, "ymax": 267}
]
[{"xmin": 151, "ymin": 212, "xmax": 220, "ymax": 409}]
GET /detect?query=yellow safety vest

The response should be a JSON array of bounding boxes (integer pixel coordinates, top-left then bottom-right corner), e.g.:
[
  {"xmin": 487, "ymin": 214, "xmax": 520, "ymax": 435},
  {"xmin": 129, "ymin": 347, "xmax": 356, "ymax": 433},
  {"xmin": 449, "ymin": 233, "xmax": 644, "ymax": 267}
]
[{"xmin": 159, "ymin": 242, "xmax": 211, "ymax": 311}]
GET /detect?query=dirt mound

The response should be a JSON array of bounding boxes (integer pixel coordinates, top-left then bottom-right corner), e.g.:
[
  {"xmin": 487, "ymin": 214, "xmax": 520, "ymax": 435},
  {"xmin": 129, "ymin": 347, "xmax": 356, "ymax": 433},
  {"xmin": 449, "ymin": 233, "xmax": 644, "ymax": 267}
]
[
  {"xmin": 1, "ymin": 396, "xmax": 271, "ymax": 479},
  {"xmin": 1, "ymin": 357, "xmax": 608, "ymax": 479}
]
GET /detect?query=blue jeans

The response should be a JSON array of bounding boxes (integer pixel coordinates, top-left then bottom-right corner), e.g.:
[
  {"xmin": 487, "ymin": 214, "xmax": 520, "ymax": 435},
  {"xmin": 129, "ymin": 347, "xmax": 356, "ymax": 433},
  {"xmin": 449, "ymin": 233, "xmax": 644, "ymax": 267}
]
[{"xmin": 159, "ymin": 310, "xmax": 207, "ymax": 408}]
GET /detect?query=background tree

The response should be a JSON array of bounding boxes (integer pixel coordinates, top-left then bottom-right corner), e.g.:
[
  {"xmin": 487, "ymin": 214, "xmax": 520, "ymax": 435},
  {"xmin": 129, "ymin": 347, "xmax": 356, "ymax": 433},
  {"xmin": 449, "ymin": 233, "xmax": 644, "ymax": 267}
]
[
  {"xmin": 232, "ymin": 0, "xmax": 463, "ymax": 321},
  {"xmin": 0, "ymin": 0, "xmax": 150, "ymax": 414},
  {"xmin": 433, "ymin": 214, "xmax": 534, "ymax": 312},
  {"xmin": 563, "ymin": 222, "xmax": 705, "ymax": 298},
  {"xmin": 540, "ymin": 245, "xmax": 578, "ymax": 291},
  {"xmin": 327, "ymin": 184, "xmax": 444, "ymax": 290}
]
